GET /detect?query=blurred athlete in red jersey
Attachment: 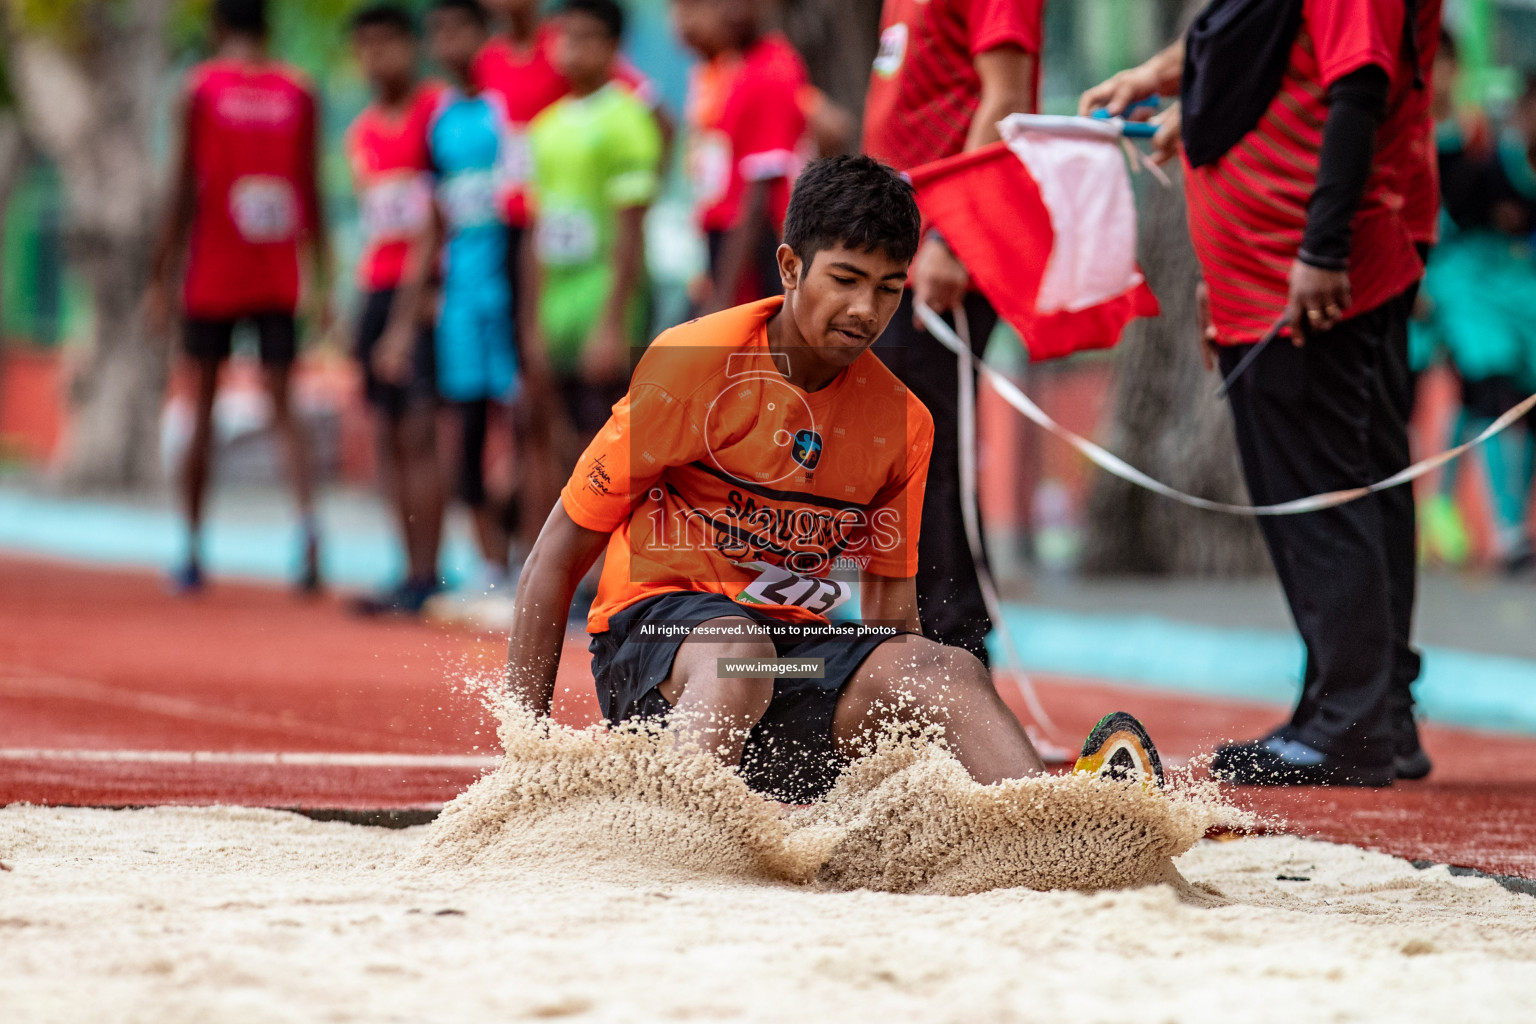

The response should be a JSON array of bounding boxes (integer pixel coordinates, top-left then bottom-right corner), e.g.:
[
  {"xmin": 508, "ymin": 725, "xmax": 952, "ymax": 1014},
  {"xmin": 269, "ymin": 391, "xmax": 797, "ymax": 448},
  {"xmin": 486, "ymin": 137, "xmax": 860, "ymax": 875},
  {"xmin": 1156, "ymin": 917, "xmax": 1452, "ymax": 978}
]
[
  {"xmin": 148, "ymin": 0, "xmax": 330, "ymax": 595},
  {"xmin": 346, "ymin": 4, "xmax": 447, "ymax": 616},
  {"xmin": 673, "ymin": 0, "xmax": 811, "ymax": 312},
  {"xmin": 862, "ymin": 0, "xmax": 1044, "ymax": 663}
]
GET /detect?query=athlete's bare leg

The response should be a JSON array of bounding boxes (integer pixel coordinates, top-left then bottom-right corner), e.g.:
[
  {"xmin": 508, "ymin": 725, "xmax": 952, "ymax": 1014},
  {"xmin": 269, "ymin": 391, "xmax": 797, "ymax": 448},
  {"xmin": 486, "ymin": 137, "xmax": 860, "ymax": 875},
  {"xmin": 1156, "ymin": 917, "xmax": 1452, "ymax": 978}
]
[
  {"xmin": 657, "ymin": 616, "xmax": 775, "ymax": 765},
  {"xmin": 262, "ymin": 361, "xmax": 316, "ymax": 517},
  {"xmin": 832, "ymin": 637, "xmax": 1046, "ymax": 784},
  {"xmin": 262, "ymin": 361, "xmax": 320, "ymax": 588},
  {"xmin": 179, "ymin": 355, "xmax": 223, "ymax": 568},
  {"xmin": 389, "ymin": 403, "xmax": 443, "ymax": 582}
]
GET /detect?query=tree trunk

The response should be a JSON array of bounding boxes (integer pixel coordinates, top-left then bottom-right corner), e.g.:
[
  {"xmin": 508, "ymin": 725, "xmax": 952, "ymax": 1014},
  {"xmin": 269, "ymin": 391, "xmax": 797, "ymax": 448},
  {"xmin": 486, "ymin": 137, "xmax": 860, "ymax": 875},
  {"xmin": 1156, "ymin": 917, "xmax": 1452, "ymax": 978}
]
[
  {"xmin": 1080, "ymin": 163, "xmax": 1270, "ymax": 576},
  {"xmin": 4, "ymin": 1, "xmax": 171, "ymax": 491}
]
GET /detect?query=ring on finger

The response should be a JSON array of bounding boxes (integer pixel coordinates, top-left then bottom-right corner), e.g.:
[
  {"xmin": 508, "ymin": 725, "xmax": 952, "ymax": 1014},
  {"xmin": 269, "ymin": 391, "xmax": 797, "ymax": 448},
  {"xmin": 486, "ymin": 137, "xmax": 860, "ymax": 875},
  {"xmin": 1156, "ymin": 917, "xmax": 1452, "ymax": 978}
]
[
  {"xmin": 1306, "ymin": 308, "xmax": 1325, "ymax": 321},
  {"xmin": 1324, "ymin": 303, "xmax": 1343, "ymax": 318}
]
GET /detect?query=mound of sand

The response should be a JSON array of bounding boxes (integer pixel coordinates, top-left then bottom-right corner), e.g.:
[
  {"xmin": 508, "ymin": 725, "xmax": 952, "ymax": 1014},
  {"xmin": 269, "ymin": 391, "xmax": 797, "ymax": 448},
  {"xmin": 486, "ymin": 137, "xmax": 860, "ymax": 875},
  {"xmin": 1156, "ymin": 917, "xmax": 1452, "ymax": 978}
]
[
  {"xmin": 417, "ymin": 700, "xmax": 1237, "ymax": 896},
  {"xmin": 3, "ymin": 805, "xmax": 1535, "ymax": 1023}
]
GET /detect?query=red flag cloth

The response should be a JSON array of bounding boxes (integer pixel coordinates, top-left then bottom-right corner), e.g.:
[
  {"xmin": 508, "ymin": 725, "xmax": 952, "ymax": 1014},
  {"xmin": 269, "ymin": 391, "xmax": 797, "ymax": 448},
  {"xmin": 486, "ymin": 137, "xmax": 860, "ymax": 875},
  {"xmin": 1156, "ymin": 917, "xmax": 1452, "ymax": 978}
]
[{"xmin": 907, "ymin": 117, "xmax": 1159, "ymax": 362}]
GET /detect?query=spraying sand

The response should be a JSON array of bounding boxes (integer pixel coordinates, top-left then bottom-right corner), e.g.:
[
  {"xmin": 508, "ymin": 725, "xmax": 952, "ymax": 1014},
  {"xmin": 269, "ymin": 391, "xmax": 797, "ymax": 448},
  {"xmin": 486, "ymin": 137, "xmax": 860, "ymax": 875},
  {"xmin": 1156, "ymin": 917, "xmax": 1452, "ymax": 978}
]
[
  {"xmin": 4, "ymin": 713, "xmax": 1535, "ymax": 1021},
  {"xmin": 418, "ymin": 702, "xmax": 1232, "ymax": 895}
]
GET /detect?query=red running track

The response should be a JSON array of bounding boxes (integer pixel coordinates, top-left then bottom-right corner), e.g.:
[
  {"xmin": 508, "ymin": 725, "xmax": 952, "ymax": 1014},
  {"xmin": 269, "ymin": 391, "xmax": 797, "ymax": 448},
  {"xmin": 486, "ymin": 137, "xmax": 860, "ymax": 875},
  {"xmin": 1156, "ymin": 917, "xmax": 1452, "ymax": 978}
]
[{"xmin": 3, "ymin": 556, "xmax": 1534, "ymax": 880}]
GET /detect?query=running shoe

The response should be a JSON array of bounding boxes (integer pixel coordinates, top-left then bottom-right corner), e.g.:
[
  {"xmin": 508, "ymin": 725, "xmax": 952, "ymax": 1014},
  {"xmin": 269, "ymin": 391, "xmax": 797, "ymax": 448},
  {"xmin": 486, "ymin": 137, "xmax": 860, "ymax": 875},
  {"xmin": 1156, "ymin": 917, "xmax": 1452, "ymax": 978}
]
[
  {"xmin": 167, "ymin": 560, "xmax": 204, "ymax": 596},
  {"xmin": 353, "ymin": 577, "xmax": 438, "ymax": 617},
  {"xmin": 1074, "ymin": 712, "xmax": 1164, "ymax": 787}
]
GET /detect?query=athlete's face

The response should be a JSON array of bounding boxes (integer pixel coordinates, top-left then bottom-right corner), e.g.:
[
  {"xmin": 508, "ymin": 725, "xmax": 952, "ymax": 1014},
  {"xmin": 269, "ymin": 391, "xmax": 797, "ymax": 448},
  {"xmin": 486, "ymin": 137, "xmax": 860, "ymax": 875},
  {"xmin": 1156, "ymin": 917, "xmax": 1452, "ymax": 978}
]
[
  {"xmin": 670, "ymin": 0, "xmax": 729, "ymax": 56},
  {"xmin": 428, "ymin": 8, "xmax": 487, "ymax": 80},
  {"xmin": 779, "ymin": 243, "xmax": 908, "ymax": 368},
  {"xmin": 554, "ymin": 11, "xmax": 618, "ymax": 91},
  {"xmin": 352, "ymin": 25, "xmax": 416, "ymax": 95},
  {"xmin": 482, "ymin": 0, "xmax": 537, "ymax": 23}
]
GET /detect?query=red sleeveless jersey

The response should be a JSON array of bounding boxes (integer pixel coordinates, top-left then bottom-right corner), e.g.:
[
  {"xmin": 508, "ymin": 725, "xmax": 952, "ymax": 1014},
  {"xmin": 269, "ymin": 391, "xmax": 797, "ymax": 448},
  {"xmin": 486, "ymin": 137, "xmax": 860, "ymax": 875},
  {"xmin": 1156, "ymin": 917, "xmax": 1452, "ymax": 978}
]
[
  {"xmin": 346, "ymin": 83, "xmax": 443, "ymax": 292},
  {"xmin": 182, "ymin": 58, "xmax": 317, "ymax": 318}
]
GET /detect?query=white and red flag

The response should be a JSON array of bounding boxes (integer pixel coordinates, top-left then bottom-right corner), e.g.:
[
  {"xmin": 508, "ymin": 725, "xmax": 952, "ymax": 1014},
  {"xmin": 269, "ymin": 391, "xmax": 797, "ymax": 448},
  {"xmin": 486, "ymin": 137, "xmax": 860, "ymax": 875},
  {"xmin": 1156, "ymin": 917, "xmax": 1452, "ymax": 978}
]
[{"xmin": 907, "ymin": 113, "xmax": 1159, "ymax": 361}]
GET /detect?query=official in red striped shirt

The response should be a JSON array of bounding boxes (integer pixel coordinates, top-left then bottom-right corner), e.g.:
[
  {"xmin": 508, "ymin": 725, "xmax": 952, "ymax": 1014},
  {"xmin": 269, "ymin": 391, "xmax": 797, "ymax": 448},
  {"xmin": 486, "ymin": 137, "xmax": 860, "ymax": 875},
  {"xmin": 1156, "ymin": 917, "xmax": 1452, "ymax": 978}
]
[
  {"xmin": 1081, "ymin": 0, "xmax": 1441, "ymax": 787},
  {"xmin": 862, "ymin": 0, "xmax": 1044, "ymax": 664}
]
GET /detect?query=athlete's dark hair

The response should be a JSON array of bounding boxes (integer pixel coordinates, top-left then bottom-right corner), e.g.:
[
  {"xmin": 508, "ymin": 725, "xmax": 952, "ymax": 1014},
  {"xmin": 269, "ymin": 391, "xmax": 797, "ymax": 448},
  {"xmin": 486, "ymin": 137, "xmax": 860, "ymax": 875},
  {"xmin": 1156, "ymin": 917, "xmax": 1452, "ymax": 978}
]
[
  {"xmin": 430, "ymin": 0, "xmax": 489, "ymax": 29},
  {"xmin": 560, "ymin": 0, "xmax": 625, "ymax": 41},
  {"xmin": 351, "ymin": 3, "xmax": 416, "ymax": 37},
  {"xmin": 214, "ymin": 0, "xmax": 268, "ymax": 37},
  {"xmin": 782, "ymin": 155, "xmax": 921, "ymax": 271}
]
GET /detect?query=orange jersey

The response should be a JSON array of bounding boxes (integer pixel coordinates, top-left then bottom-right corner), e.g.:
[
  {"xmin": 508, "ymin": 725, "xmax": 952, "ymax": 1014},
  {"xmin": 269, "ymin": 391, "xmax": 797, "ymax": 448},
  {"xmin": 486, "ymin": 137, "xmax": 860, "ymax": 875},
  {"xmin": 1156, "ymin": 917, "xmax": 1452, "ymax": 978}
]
[{"xmin": 560, "ymin": 297, "xmax": 934, "ymax": 632}]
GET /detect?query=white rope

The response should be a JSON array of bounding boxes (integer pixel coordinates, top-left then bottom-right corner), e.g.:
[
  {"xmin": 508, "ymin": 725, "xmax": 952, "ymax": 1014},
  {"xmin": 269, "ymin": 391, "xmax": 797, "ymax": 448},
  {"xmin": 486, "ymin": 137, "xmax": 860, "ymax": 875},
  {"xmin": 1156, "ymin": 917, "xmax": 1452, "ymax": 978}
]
[
  {"xmin": 952, "ymin": 306, "xmax": 1062, "ymax": 742},
  {"xmin": 918, "ymin": 302, "xmax": 1536, "ymax": 517}
]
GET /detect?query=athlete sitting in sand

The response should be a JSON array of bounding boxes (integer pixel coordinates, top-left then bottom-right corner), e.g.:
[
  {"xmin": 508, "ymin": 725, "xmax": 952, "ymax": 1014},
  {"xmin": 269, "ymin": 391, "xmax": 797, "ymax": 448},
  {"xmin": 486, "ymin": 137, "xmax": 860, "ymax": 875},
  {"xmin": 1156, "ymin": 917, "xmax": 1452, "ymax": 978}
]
[{"xmin": 505, "ymin": 155, "xmax": 1160, "ymax": 801}]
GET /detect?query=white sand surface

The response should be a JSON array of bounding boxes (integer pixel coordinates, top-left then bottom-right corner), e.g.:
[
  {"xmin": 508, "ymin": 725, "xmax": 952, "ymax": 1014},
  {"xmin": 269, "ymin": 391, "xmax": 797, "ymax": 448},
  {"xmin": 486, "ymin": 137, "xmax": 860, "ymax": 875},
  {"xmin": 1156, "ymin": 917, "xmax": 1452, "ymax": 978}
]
[
  {"xmin": 4, "ymin": 805, "xmax": 1535, "ymax": 1024},
  {"xmin": 4, "ymin": 714, "xmax": 1535, "ymax": 1022}
]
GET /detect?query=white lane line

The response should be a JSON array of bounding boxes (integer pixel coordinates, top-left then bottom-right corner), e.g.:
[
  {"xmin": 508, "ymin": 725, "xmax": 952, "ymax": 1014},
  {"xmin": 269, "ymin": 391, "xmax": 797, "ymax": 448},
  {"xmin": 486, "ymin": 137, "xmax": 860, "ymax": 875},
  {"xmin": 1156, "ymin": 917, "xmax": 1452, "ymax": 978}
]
[{"xmin": 0, "ymin": 749, "xmax": 500, "ymax": 768}]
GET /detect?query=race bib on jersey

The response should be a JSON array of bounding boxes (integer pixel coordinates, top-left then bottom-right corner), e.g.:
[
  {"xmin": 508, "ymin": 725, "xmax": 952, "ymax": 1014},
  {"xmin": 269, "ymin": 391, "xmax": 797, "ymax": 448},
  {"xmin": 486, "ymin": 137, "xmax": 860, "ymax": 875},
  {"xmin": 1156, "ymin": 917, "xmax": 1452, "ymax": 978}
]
[
  {"xmin": 688, "ymin": 130, "xmax": 732, "ymax": 208},
  {"xmin": 497, "ymin": 125, "xmax": 532, "ymax": 192},
  {"xmin": 535, "ymin": 206, "xmax": 600, "ymax": 266},
  {"xmin": 733, "ymin": 560, "xmax": 852, "ymax": 617},
  {"xmin": 438, "ymin": 168, "xmax": 499, "ymax": 229},
  {"xmin": 873, "ymin": 23, "xmax": 908, "ymax": 78},
  {"xmin": 360, "ymin": 172, "xmax": 433, "ymax": 241},
  {"xmin": 229, "ymin": 176, "xmax": 299, "ymax": 243}
]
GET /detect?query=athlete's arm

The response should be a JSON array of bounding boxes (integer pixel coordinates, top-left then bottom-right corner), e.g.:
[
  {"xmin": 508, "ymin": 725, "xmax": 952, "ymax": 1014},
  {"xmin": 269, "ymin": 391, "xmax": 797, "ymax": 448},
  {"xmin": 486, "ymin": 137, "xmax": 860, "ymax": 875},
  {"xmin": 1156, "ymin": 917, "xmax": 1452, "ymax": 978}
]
[
  {"xmin": 964, "ymin": 45, "xmax": 1038, "ymax": 151},
  {"xmin": 506, "ymin": 503, "xmax": 612, "ymax": 714},
  {"xmin": 651, "ymin": 105, "xmax": 678, "ymax": 175},
  {"xmin": 301, "ymin": 90, "xmax": 335, "ymax": 341},
  {"xmin": 859, "ymin": 572, "xmax": 922, "ymax": 635},
  {"xmin": 584, "ymin": 203, "xmax": 647, "ymax": 383},
  {"xmin": 146, "ymin": 95, "xmax": 196, "ymax": 337},
  {"xmin": 707, "ymin": 178, "xmax": 771, "ymax": 315},
  {"xmin": 914, "ymin": 44, "xmax": 1038, "ymax": 317},
  {"xmin": 375, "ymin": 203, "xmax": 443, "ymax": 383}
]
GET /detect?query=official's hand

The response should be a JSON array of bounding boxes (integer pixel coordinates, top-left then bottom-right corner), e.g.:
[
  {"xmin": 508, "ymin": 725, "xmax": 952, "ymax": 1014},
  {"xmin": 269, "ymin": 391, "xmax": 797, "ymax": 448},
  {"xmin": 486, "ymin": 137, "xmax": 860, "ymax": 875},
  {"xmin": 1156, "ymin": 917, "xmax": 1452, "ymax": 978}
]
[
  {"xmin": 911, "ymin": 235, "xmax": 968, "ymax": 322},
  {"xmin": 1149, "ymin": 102, "xmax": 1182, "ymax": 166},
  {"xmin": 372, "ymin": 323, "xmax": 414, "ymax": 385},
  {"xmin": 1078, "ymin": 65, "xmax": 1163, "ymax": 117},
  {"xmin": 1285, "ymin": 260, "xmax": 1351, "ymax": 343},
  {"xmin": 1196, "ymin": 280, "xmax": 1218, "ymax": 371}
]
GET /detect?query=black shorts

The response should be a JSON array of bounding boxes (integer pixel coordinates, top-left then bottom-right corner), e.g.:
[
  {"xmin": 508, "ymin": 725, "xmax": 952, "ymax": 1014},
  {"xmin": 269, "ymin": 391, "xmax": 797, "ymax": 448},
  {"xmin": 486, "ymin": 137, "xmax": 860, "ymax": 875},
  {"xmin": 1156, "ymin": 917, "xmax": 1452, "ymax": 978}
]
[
  {"xmin": 556, "ymin": 372, "xmax": 627, "ymax": 438},
  {"xmin": 184, "ymin": 312, "xmax": 297, "ymax": 365},
  {"xmin": 589, "ymin": 591, "xmax": 911, "ymax": 803},
  {"xmin": 355, "ymin": 288, "xmax": 437, "ymax": 418}
]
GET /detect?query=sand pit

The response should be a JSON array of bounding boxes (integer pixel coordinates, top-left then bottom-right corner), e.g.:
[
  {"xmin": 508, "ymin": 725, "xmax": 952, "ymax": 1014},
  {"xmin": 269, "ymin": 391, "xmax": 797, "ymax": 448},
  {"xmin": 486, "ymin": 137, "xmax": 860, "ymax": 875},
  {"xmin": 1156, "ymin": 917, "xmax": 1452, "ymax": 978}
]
[
  {"xmin": 4, "ymin": 806, "xmax": 1535, "ymax": 1023},
  {"xmin": 5, "ymin": 715, "xmax": 1536, "ymax": 1023}
]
